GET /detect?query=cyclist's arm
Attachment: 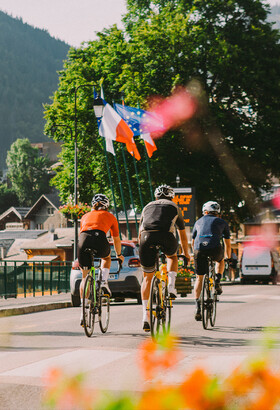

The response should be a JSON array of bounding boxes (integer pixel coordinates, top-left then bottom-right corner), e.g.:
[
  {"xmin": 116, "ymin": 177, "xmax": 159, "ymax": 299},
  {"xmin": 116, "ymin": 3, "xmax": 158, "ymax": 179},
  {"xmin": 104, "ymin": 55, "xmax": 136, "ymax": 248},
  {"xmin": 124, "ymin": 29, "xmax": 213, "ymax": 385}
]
[
  {"xmin": 112, "ymin": 236, "xmax": 124, "ymax": 263},
  {"xmin": 178, "ymin": 229, "xmax": 190, "ymax": 263},
  {"xmin": 224, "ymin": 238, "xmax": 231, "ymax": 259}
]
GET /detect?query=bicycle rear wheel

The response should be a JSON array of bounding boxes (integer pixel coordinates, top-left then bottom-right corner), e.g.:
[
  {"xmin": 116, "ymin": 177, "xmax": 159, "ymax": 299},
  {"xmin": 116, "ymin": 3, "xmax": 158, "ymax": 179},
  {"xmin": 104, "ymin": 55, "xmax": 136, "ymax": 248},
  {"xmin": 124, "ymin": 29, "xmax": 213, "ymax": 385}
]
[
  {"xmin": 201, "ymin": 274, "xmax": 210, "ymax": 329},
  {"xmin": 83, "ymin": 275, "xmax": 95, "ymax": 337},
  {"xmin": 209, "ymin": 274, "xmax": 217, "ymax": 327},
  {"xmin": 150, "ymin": 276, "xmax": 161, "ymax": 338},
  {"xmin": 99, "ymin": 292, "xmax": 110, "ymax": 333}
]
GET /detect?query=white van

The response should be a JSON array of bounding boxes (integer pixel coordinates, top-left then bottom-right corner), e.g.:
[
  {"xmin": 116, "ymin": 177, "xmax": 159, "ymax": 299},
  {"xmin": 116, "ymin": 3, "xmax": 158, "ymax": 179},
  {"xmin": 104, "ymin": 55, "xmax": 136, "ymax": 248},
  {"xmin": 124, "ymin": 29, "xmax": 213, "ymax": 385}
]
[{"xmin": 240, "ymin": 246, "xmax": 279, "ymax": 284}]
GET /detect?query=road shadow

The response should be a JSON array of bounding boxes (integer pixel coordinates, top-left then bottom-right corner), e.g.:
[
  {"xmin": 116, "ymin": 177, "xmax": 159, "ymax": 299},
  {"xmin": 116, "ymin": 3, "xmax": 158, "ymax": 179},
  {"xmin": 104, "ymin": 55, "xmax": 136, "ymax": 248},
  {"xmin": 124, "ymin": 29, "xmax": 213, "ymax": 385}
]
[
  {"xmin": 178, "ymin": 333, "xmax": 249, "ymax": 348},
  {"xmin": 0, "ymin": 331, "xmax": 82, "ymax": 337}
]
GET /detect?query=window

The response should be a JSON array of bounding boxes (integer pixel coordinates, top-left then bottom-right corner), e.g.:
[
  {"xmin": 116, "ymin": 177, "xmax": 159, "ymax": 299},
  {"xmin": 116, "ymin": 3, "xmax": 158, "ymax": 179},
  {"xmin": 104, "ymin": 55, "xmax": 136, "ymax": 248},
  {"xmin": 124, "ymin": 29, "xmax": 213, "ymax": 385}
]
[{"xmin": 47, "ymin": 207, "xmax": 54, "ymax": 215}]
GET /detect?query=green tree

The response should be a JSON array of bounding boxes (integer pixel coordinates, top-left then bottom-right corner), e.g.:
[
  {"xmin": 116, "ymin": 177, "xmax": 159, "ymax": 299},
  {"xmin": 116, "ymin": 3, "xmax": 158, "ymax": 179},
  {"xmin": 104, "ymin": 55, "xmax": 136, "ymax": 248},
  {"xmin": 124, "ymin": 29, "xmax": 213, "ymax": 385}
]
[
  {"xmin": 0, "ymin": 184, "xmax": 19, "ymax": 214},
  {"xmin": 6, "ymin": 138, "xmax": 51, "ymax": 206},
  {"xmin": 45, "ymin": 0, "xmax": 280, "ymax": 226}
]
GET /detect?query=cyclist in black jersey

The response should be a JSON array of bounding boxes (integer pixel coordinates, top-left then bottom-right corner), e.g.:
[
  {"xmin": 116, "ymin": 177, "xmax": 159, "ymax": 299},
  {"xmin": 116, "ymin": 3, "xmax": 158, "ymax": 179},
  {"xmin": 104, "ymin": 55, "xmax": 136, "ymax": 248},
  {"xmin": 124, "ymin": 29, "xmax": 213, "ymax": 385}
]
[
  {"xmin": 191, "ymin": 201, "xmax": 231, "ymax": 321},
  {"xmin": 139, "ymin": 184, "xmax": 190, "ymax": 332}
]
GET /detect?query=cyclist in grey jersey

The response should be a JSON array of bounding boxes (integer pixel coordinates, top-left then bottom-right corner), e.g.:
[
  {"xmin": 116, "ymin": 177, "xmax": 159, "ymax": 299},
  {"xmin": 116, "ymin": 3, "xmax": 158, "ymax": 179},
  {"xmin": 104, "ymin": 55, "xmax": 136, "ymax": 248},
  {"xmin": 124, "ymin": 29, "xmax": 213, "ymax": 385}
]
[{"xmin": 139, "ymin": 184, "xmax": 190, "ymax": 332}]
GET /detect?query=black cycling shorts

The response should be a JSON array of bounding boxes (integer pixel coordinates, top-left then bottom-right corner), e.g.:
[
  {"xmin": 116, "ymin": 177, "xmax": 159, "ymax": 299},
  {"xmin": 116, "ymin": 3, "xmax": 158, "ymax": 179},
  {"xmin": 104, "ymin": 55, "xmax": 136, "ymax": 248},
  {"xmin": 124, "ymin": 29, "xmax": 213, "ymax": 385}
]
[
  {"xmin": 139, "ymin": 231, "xmax": 178, "ymax": 273},
  {"xmin": 194, "ymin": 246, "xmax": 224, "ymax": 275},
  {"xmin": 78, "ymin": 230, "xmax": 110, "ymax": 268}
]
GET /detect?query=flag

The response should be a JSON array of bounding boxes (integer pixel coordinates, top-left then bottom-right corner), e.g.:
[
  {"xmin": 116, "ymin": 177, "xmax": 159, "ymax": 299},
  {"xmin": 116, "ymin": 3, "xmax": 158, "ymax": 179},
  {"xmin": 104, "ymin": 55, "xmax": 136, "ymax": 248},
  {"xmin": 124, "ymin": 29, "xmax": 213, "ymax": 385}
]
[
  {"xmin": 99, "ymin": 103, "xmax": 140, "ymax": 159},
  {"xmin": 114, "ymin": 103, "xmax": 160, "ymax": 158}
]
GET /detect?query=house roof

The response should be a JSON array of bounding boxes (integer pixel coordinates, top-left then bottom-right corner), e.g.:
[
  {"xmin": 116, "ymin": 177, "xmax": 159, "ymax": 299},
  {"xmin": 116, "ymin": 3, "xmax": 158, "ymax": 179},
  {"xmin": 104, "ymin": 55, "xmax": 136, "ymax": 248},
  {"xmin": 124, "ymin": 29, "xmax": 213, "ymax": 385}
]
[
  {"xmin": 0, "ymin": 207, "xmax": 31, "ymax": 222},
  {"xmin": 0, "ymin": 230, "xmax": 47, "ymax": 240},
  {"xmin": 25, "ymin": 192, "xmax": 62, "ymax": 218},
  {"xmin": 28, "ymin": 255, "xmax": 59, "ymax": 262},
  {"xmin": 22, "ymin": 228, "xmax": 74, "ymax": 250}
]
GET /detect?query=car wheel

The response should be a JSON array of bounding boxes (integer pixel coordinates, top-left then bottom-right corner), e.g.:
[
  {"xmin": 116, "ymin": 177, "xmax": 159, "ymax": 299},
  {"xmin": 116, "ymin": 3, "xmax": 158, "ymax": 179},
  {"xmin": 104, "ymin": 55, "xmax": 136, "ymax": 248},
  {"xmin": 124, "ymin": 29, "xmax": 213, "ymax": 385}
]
[
  {"xmin": 137, "ymin": 295, "xmax": 142, "ymax": 305},
  {"xmin": 71, "ymin": 293, "xmax": 81, "ymax": 307}
]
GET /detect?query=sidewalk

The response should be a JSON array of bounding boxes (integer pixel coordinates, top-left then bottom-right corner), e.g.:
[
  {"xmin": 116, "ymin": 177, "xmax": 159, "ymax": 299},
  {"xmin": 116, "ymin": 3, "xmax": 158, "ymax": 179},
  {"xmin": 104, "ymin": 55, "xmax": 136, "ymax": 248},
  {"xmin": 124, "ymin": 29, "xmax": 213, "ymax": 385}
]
[{"xmin": 0, "ymin": 293, "xmax": 72, "ymax": 317}]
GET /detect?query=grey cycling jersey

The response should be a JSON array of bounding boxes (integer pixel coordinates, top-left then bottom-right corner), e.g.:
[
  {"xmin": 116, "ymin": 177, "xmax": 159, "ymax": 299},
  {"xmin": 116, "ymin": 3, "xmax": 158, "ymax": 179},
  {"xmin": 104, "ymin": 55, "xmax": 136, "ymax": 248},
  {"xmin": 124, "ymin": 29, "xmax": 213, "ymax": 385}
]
[{"xmin": 139, "ymin": 199, "xmax": 185, "ymax": 235}]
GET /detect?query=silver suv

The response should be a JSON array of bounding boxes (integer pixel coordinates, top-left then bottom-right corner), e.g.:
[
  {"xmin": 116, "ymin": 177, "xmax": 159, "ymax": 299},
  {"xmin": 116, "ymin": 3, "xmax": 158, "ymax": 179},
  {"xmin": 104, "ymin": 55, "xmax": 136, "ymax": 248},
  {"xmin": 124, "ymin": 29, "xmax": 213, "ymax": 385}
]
[{"xmin": 70, "ymin": 241, "xmax": 142, "ymax": 306}]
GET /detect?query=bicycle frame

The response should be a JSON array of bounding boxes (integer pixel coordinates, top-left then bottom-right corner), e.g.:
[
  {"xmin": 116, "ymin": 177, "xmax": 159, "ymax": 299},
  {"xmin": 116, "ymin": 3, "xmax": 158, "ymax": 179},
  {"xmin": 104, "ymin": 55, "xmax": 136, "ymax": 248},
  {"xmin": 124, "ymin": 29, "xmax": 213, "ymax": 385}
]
[{"xmin": 201, "ymin": 256, "xmax": 217, "ymax": 329}]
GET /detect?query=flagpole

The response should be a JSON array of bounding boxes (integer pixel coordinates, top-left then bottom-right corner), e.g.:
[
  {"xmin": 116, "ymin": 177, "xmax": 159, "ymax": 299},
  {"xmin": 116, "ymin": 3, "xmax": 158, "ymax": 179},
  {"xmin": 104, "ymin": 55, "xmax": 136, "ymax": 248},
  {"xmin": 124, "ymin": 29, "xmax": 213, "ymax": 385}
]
[
  {"xmin": 121, "ymin": 145, "xmax": 139, "ymax": 235},
  {"xmin": 136, "ymin": 101, "xmax": 154, "ymax": 201},
  {"xmin": 101, "ymin": 139, "xmax": 121, "ymax": 239},
  {"xmin": 132, "ymin": 153, "xmax": 144, "ymax": 209},
  {"xmin": 113, "ymin": 143, "xmax": 132, "ymax": 240},
  {"xmin": 143, "ymin": 145, "xmax": 154, "ymax": 201}
]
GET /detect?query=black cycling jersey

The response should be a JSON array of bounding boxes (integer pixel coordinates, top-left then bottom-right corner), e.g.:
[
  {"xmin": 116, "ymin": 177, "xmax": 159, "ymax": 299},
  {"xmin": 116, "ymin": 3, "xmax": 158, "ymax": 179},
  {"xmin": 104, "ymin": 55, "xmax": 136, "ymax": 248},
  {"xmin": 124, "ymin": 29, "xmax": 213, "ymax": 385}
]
[{"xmin": 139, "ymin": 199, "xmax": 185, "ymax": 234}]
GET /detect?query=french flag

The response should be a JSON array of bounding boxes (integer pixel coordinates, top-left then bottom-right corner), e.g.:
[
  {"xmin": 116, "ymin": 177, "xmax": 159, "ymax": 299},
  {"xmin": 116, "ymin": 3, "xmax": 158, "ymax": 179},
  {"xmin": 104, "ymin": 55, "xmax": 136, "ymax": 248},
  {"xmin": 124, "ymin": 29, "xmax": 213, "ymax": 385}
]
[{"xmin": 99, "ymin": 103, "xmax": 141, "ymax": 160}]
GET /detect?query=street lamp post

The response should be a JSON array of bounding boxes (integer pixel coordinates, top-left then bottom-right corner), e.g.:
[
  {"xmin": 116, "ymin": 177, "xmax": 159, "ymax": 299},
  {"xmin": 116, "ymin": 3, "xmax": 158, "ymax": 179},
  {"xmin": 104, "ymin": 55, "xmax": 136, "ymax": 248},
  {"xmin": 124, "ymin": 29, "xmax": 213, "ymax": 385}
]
[
  {"xmin": 72, "ymin": 83, "xmax": 95, "ymax": 259},
  {"xmin": 176, "ymin": 174, "xmax": 180, "ymax": 188}
]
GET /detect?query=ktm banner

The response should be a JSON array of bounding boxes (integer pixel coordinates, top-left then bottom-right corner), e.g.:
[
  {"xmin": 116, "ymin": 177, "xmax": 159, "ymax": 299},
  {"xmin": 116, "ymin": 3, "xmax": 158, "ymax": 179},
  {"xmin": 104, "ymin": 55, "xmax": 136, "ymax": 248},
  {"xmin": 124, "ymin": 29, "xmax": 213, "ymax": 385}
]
[{"xmin": 173, "ymin": 187, "xmax": 196, "ymax": 226}]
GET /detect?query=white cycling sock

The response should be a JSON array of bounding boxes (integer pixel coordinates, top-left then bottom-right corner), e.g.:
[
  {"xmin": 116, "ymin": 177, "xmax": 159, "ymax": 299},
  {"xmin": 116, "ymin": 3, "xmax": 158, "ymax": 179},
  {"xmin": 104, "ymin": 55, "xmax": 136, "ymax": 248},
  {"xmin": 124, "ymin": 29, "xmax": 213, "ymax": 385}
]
[
  {"xmin": 142, "ymin": 299, "xmax": 149, "ymax": 322},
  {"xmin": 101, "ymin": 268, "xmax": 110, "ymax": 282},
  {"xmin": 168, "ymin": 271, "xmax": 177, "ymax": 287}
]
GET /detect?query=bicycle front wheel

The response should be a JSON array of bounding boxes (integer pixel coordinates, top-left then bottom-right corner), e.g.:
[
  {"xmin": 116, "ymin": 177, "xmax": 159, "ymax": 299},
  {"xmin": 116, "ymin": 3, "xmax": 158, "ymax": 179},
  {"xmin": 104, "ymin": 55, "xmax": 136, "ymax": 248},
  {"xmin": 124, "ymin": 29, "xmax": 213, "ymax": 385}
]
[
  {"xmin": 149, "ymin": 276, "xmax": 161, "ymax": 339},
  {"xmin": 83, "ymin": 275, "xmax": 95, "ymax": 337},
  {"xmin": 201, "ymin": 274, "xmax": 210, "ymax": 329},
  {"xmin": 163, "ymin": 281, "xmax": 171, "ymax": 334},
  {"xmin": 99, "ymin": 293, "xmax": 110, "ymax": 333}
]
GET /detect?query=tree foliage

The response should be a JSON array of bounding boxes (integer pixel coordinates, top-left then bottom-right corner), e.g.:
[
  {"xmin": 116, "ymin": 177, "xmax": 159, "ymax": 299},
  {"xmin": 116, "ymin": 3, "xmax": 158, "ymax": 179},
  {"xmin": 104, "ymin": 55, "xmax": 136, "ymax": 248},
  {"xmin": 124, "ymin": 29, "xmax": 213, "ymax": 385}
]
[
  {"xmin": 45, "ymin": 0, "xmax": 280, "ymax": 225},
  {"xmin": 0, "ymin": 184, "xmax": 19, "ymax": 214},
  {"xmin": 6, "ymin": 138, "xmax": 51, "ymax": 206}
]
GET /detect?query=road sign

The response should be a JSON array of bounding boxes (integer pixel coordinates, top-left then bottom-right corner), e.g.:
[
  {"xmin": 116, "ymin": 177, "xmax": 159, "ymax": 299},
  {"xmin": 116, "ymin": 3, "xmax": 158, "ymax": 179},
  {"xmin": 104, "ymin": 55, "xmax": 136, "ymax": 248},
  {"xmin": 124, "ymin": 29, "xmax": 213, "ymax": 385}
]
[{"xmin": 173, "ymin": 187, "xmax": 196, "ymax": 226}]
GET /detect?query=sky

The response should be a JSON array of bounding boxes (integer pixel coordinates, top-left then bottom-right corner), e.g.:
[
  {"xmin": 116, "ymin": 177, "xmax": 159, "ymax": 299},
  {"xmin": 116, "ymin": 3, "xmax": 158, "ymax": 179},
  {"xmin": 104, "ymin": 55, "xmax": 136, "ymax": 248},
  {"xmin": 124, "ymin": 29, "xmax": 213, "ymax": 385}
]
[
  {"xmin": 0, "ymin": 0, "xmax": 278, "ymax": 47},
  {"xmin": 0, "ymin": 0, "xmax": 127, "ymax": 47}
]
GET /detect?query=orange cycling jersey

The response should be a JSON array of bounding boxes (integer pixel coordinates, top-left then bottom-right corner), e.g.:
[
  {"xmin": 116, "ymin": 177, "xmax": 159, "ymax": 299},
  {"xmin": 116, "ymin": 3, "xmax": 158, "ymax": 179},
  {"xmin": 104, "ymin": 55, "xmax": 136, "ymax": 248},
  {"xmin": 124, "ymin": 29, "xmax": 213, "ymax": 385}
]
[{"xmin": 80, "ymin": 209, "xmax": 119, "ymax": 237}]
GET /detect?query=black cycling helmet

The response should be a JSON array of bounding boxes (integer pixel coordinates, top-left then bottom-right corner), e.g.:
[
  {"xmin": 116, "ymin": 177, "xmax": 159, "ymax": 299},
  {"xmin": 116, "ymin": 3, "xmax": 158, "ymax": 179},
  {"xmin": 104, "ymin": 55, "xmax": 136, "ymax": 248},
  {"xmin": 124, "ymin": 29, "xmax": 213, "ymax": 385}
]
[
  {"xmin": 154, "ymin": 184, "xmax": 175, "ymax": 199},
  {"xmin": 202, "ymin": 201, "xmax": 220, "ymax": 215},
  {"xmin": 91, "ymin": 193, "xmax": 110, "ymax": 209}
]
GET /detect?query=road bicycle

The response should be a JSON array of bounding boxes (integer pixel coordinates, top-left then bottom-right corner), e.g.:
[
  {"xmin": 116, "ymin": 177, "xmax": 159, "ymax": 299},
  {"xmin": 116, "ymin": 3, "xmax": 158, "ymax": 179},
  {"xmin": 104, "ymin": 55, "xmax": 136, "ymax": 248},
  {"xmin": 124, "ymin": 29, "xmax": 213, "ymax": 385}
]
[
  {"xmin": 149, "ymin": 249, "xmax": 188, "ymax": 339},
  {"xmin": 201, "ymin": 256, "xmax": 217, "ymax": 329},
  {"xmin": 82, "ymin": 249, "xmax": 122, "ymax": 337}
]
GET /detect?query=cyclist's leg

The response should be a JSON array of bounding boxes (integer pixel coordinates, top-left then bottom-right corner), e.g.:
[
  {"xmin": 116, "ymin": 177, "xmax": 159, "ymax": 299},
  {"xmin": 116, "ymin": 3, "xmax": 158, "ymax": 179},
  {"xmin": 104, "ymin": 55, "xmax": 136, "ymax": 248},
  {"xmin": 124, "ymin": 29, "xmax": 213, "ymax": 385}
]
[
  {"xmin": 139, "ymin": 232, "xmax": 157, "ymax": 331},
  {"xmin": 166, "ymin": 254, "xmax": 178, "ymax": 298},
  {"xmin": 90, "ymin": 232, "xmax": 111, "ymax": 295},
  {"xmin": 77, "ymin": 232, "xmax": 93, "ymax": 324},
  {"xmin": 213, "ymin": 247, "xmax": 224, "ymax": 295},
  {"xmin": 193, "ymin": 250, "xmax": 207, "ymax": 321},
  {"xmin": 161, "ymin": 232, "xmax": 179, "ymax": 298}
]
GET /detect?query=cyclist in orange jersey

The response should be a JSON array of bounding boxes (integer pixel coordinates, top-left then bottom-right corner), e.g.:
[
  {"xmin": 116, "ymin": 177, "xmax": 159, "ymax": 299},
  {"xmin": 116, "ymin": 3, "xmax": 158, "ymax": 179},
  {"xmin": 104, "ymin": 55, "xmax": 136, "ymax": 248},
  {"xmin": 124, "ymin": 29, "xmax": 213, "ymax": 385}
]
[{"xmin": 78, "ymin": 193, "xmax": 124, "ymax": 325}]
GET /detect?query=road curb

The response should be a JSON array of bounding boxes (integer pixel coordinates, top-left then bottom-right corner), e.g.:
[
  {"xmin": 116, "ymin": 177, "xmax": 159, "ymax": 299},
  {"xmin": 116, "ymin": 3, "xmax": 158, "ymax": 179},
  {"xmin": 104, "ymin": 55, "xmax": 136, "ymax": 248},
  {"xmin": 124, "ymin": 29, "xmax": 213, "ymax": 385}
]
[{"xmin": 0, "ymin": 301, "xmax": 72, "ymax": 317}]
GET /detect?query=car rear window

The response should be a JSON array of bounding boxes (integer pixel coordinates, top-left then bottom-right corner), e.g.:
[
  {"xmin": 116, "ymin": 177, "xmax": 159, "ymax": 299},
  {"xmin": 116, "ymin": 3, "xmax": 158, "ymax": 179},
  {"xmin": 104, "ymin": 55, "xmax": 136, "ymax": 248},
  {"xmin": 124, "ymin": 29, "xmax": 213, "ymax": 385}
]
[{"xmin": 110, "ymin": 245, "xmax": 134, "ymax": 257}]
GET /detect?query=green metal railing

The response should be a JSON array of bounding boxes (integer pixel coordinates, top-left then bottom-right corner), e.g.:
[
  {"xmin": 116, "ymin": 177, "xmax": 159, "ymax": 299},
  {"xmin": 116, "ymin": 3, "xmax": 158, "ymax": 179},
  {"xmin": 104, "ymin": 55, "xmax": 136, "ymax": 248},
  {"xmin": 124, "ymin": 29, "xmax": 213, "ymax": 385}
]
[{"xmin": 0, "ymin": 261, "xmax": 72, "ymax": 299}]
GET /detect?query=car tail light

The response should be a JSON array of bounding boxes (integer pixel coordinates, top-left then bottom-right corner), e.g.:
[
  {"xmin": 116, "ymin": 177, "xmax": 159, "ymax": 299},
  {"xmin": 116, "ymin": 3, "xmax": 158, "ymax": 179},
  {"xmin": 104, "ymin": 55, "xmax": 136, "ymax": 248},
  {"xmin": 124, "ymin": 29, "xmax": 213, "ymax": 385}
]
[
  {"xmin": 72, "ymin": 259, "xmax": 80, "ymax": 269},
  {"xmin": 128, "ymin": 258, "xmax": 141, "ymax": 268}
]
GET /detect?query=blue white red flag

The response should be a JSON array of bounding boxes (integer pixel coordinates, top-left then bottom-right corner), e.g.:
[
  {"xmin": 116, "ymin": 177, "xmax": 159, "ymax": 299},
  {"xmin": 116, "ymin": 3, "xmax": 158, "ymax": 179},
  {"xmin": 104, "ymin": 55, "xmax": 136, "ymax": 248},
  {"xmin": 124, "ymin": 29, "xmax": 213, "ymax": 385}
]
[{"xmin": 114, "ymin": 103, "xmax": 161, "ymax": 158}]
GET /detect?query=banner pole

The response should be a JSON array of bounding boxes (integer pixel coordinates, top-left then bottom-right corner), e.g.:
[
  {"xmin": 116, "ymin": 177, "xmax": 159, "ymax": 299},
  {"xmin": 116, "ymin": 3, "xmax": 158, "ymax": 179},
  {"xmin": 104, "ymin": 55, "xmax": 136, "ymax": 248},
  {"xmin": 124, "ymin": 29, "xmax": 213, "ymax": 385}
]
[
  {"xmin": 101, "ymin": 138, "xmax": 121, "ymax": 238},
  {"xmin": 113, "ymin": 144, "xmax": 132, "ymax": 240},
  {"xmin": 121, "ymin": 145, "xmax": 139, "ymax": 235}
]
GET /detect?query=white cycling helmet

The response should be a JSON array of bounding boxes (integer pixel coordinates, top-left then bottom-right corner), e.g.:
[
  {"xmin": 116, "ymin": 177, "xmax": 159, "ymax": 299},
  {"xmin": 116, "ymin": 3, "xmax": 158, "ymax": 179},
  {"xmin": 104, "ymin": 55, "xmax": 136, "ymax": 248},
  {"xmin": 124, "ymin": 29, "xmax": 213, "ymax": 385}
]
[
  {"xmin": 154, "ymin": 184, "xmax": 175, "ymax": 199},
  {"xmin": 91, "ymin": 193, "xmax": 110, "ymax": 209},
  {"xmin": 202, "ymin": 201, "xmax": 220, "ymax": 215}
]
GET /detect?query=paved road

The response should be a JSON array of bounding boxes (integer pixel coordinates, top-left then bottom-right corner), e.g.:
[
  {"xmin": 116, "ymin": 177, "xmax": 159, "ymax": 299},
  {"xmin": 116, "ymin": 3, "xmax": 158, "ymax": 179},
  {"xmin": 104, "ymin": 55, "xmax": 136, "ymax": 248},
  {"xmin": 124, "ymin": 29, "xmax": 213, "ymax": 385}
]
[{"xmin": 1, "ymin": 284, "xmax": 280, "ymax": 409}]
